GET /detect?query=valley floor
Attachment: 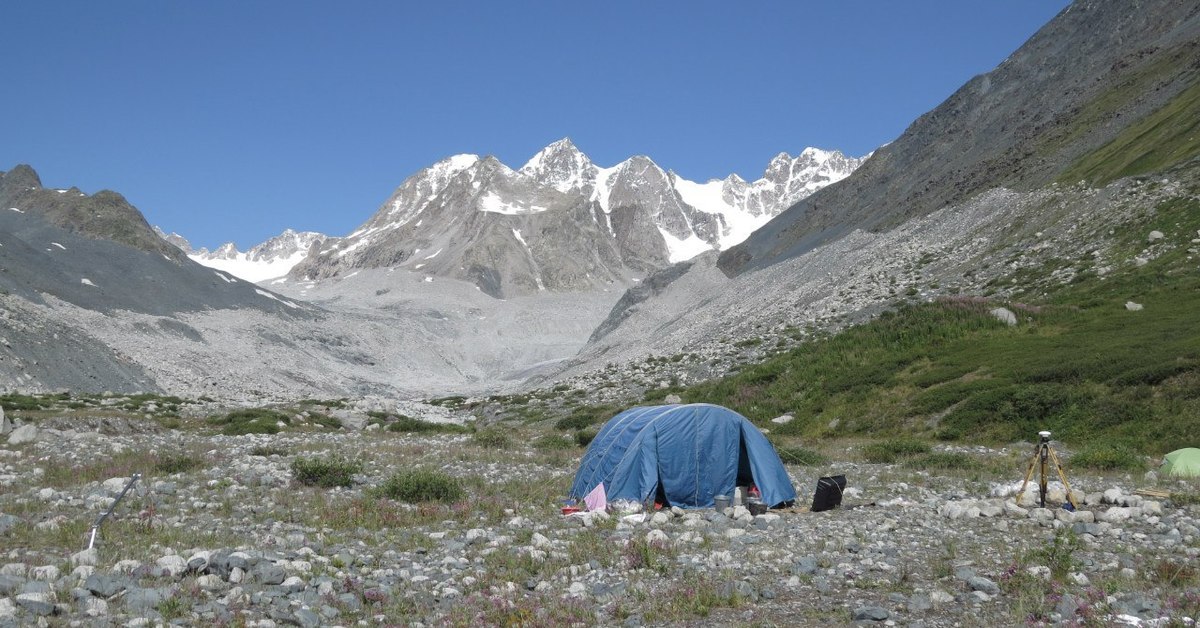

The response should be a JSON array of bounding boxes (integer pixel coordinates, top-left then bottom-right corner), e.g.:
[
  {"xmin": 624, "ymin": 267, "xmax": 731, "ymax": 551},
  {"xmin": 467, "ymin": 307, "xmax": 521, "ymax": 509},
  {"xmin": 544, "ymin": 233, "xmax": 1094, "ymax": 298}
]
[{"xmin": 1, "ymin": 414, "xmax": 1197, "ymax": 626}]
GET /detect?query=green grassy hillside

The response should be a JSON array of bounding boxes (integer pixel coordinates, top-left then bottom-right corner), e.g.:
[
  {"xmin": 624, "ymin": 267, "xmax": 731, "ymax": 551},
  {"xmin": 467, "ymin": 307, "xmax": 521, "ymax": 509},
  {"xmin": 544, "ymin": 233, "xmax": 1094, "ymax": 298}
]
[
  {"xmin": 650, "ymin": 194, "xmax": 1200, "ymax": 454},
  {"xmin": 1059, "ymin": 80, "xmax": 1200, "ymax": 186}
]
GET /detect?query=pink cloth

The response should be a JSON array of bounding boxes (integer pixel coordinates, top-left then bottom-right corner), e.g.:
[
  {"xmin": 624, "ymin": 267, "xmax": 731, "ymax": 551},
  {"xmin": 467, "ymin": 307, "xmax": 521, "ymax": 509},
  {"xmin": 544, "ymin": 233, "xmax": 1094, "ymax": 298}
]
[{"xmin": 583, "ymin": 482, "xmax": 607, "ymax": 512}]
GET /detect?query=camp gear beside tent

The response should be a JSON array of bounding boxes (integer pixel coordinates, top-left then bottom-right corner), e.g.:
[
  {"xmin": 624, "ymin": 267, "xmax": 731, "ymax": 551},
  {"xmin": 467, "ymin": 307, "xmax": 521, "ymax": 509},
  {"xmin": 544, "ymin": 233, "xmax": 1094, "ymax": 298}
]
[
  {"xmin": 811, "ymin": 475, "xmax": 846, "ymax": 512},
  {"xmin": 569, "ymin": 404, "xmax": 797, "ymax": 509},
  {"xmin": 1161, "ymin": 448, "xmax": 1200, "ymax": 478}
]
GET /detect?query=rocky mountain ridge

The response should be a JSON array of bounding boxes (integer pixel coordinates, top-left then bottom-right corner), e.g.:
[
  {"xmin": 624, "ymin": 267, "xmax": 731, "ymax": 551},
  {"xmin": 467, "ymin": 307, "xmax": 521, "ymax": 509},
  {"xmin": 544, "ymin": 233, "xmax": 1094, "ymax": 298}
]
[
  {"xmin": 288, "ymin": 139, "xmax": 863, "ymax": 297},
  {"xmin": 154, "ymin": 228, "xmax": 338, "ymax": 283}
]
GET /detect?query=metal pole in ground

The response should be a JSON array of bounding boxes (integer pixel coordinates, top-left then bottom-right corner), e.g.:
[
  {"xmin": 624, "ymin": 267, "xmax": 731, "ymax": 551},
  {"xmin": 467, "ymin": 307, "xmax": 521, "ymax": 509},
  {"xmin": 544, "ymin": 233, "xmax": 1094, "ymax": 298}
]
[{"xmin": 86, "ymin": 473, "xmax": 141, "ymax": 550}]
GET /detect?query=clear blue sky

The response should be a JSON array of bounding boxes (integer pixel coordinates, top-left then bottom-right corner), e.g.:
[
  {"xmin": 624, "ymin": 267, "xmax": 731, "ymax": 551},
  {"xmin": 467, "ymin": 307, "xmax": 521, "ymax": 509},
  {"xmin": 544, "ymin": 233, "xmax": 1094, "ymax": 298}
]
[{"xmin": 1, "ymin": 1, "xmax": 1070, "ymax": 250}]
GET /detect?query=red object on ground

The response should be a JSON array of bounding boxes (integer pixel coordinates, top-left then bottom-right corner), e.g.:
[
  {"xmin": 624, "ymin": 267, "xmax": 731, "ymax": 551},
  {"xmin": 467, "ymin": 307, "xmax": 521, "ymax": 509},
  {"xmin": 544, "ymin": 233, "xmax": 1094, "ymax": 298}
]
[{"xmin": 561, "ymin": 506, "xmax": 581, "ymax": 515}]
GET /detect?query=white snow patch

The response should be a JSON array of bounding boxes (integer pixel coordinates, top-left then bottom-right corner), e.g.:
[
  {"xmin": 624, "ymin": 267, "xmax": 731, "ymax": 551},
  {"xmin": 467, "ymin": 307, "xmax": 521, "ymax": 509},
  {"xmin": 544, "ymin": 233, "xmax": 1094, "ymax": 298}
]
[
  {"xmin": 254, "ymin": 288, "xmax": 300, "ymax": 309},
  {"xmin": 673, "ymin": 176, "xmax": 774, "ymax": 249},
  {"xmin": 55, "ymin": 189, "xmax": 68, "ymax": 194},
  {"xmin": 414, "ymin": 263, "xmax": 425, "ymax": 270},
  {"xmin": 719, "ymin": 212, "xmax": 775, "ymax": 249},
  {"xmin": 423, "ymin": 248, "xmax": 443, "ymax": 260},
  {"xmin": 512, "ymin": 228, "xmax": 528, "ymax": 247},
  {"xmin": 443, "ymin": 154, "xmax": 479, "ymax": 171},
  {"xmin": 337, "ymin": 238, "xmax": 370, "ymax": 258},
  {"xmin": 214, "ymin": 271, "xmax": 237, "ymax": 284},
  {"xmin": 51, "ymin": 242, "xmax": 66, "ymax": 250},
  {"xmin": 592, "ymin": 166, "xmax": 617, "ymax": 214},
  {"xmin": 190, "ymin": 249, "xmax": 309, "ymax": 283},
  {"xmin": 673, "ymin": 178, "xmax": 734, "ymax": 215},
  {"xmin": 81, "ymin": 278, "xmax": 97, "ymax": 287},
  {"xmin": 657, "ymin": 227, "xmax": 714, "ymax": 263},
  {"xmin": 479, "ymin": 192, "xmax": 547, "ymax": 215},
  {"xmin": 345, "ymin": 270, "xmax": 360, "ymax": 279},
  {"xmin": 8, "ymin": 207, "xmax": 23, "ymax": 213},
  {"xmin": 423, "ymin": 276, "xmax": 433, "ymax": 283}
]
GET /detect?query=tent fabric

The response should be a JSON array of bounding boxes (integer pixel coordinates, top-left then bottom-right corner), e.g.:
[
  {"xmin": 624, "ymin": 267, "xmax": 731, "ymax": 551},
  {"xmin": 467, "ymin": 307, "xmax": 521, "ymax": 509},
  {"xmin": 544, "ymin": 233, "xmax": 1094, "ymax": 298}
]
[
  {"xmin": 569, "ymin": 404, "xmax": 797, "ymax": 509},
  {"xmin": 1162, "ymin": 447, "xmax": 1200, "ymax": 477}
]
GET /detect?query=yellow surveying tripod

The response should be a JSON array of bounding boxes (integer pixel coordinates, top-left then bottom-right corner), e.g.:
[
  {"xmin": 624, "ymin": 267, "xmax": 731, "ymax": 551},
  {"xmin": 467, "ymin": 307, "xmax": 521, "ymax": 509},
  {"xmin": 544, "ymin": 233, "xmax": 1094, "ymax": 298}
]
[{"xmin": 1018, "ymin": 431, "xmax": 1078, "ymax": 509}]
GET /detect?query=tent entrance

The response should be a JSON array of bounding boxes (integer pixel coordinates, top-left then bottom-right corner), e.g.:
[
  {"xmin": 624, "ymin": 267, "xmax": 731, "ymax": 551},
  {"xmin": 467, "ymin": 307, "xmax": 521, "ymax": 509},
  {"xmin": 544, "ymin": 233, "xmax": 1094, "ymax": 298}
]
[{"xmin": 736, "ymin": 437, "xmax": 755, "ymax": 487}]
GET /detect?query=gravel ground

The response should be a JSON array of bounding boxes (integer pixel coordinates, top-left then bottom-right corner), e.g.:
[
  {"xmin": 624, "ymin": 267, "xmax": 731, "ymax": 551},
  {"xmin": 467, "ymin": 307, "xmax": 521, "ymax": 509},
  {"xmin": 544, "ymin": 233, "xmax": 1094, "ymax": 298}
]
[{"xmin": 2, "ymin": 414, "xmax": 1197, "ymax": 627}]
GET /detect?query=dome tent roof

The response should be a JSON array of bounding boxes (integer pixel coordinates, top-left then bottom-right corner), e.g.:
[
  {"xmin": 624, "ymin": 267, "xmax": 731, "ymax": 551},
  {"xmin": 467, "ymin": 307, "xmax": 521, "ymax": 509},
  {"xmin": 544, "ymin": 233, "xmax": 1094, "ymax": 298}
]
[{"xmin": 570, "ymin": 404, "xmax": 797, "ymax": 509}]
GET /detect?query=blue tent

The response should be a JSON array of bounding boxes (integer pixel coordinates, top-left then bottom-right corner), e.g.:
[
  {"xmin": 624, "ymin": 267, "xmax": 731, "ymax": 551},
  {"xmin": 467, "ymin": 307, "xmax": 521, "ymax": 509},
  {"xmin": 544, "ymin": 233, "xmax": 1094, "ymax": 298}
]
[{"xmin": 570, "ymin": 404, "xmax": 797, "ymax": 509}]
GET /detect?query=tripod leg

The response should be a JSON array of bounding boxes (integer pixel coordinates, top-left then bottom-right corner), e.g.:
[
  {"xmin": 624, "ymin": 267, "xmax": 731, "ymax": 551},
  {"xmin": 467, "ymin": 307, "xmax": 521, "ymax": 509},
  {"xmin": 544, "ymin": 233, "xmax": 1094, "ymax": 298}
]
[
  {"xmin": 1018, "ymin": 444, "xmax": 1039, "ymax": 506},
  {"xmin": 1047, "ymin": 446, "xmax": 1078, "ymax": 509},
  {"xmin": 1039, "ymin": 444, "xmax": 1049, "ymax": 509}
]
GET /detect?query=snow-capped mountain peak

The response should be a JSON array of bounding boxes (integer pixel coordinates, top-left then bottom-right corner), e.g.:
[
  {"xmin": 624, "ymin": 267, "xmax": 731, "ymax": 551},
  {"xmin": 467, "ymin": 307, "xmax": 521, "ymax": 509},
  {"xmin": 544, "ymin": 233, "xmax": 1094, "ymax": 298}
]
[
  {"xmin": 287, "ymin": 139, "xmax": 867, "ymax": 296},
  {"xmin": 519, "ymin": 137, "xmax": 594, "ymax": 193}
]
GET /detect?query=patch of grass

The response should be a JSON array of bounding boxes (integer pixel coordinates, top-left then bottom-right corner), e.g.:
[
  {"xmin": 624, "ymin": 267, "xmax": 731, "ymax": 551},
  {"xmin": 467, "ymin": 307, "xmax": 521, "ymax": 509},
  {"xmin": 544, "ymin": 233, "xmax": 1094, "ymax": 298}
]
[
  {"xmin": 472, "ymin": 426, "xmax": 513, "ymax": 449},
  {"xmin": 427, "ymin": 395, "xmax": 467, "ymax": 409},
  {"xmin": 862, "ymin": 439, "xmax": 931, "ymax": 464},
  {"xmin": 375, "ymin": 469, "xmax": 464, "ymax": 503},
  {"xmin": 152, "ymin": 454, "xmax": 204, "ymax": 475},
  {"xmin": 296, "ymin": 398, "xmax": 349, "ymax": 409},
  {"xmin": 532, "ymin": 433, "xmax": 574, "ymax": 451},
  {"xmin": 207, "ymin": 408, "xmax": 292, "ymax": 435},
  {"xmin": 249, "ymin": 445, "xmax": 289, "ymax": 457},
  {"xmin": 1169, "ymin": 490, "xmax": 1200, "ymax": 507},
  {"xmin": 448, "ymin": 592, "xmax": 594, "ymax": 626},
  {"xmin": 1149, "ymin": 559, "xmax": 1200, "ymax": 587},
  {"xmin": 306, "ymin": 412, "xmax": 342, "ymax": 429},
  {"xmin": 1068, "ymin": 444, "xmax": 1146, "ymax": 472},
  {"xmin": 902, "ymin": 451, "xmax": 977, "ymax": 470},
  {"xmin": 772, "ymin": 442, "xmax": 828, "ymax": 466},
  {"xmin": 156, "ymin": 596, "xmax": 188, "ymax": 621},
  {"xmin": 624, "ymin": 536, "xmax": 676, "ymax": 574},
  {"xmin": 554, "ymin": 404, "xmax": 618, "ymax": 431},
  {"xmin": 1027, "ymin": 528, "xmax": 1081, "ymax": 582},
  {"xmin": 290, "ymin": 456, "xmax": 362, "ymax": 488},
  {"xmin": 42, "ymin": 448, "xmax": 212, "ymax": 487},
  {"xmin": 1058, "ymin": 81, "xmax": 1200, "ymax": 186},
  {"xmin": 639, "ymin": 573, "xmax": 743, "ymax": 623},
  {"xmin": 386, "ymin": 415, "xmax": 469, "ymax": 434},
  {"xmin": 0, "ymin": 393, "xmax": 51, "ymax": 412}
]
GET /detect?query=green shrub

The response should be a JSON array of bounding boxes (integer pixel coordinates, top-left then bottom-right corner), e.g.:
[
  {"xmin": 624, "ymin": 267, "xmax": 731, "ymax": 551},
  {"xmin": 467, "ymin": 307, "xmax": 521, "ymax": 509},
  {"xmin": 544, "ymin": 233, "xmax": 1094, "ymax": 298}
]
[
  {"xmin": 376, "ymin": 469, "xmax": 464, "ymax": 503},
  {"xmin": 533, "ymin": 434, "xmax": 574, "ymax": 451},
  {"xmin": 1068, "ymin": 444, "xmax": 1146, "ymax": 472},
  {"xmin": 291, "ymin": 456, "xmax": 363, "ymax": 488},
  {"xmin": 554, "ymin": 404, "xmax": 617, "ymax": 431},
  {"xmin": 386, "ymin": 415, "xmax": 470, "ymax": 434},
  {"xmin": 0, "ymin": 393, "xmax": 49, "ymax": 411},
  {"xmin": 576, "ymin": 429, "xmax": 598, "ymax": 448},
  {"xmin": 153, "ymin": 454, "xmax": 204, "ymax": 475},
  {"xmin": 208, "ymin": 408, "xmax": 292, "ymax": 435},
  {"xmin": 472, "ymin": 427, "xmax": 513, "ymax": 449},
  {"xmin": 307, "ymin": 413, "xmax": 342, "ymax": 429},
  {"xmin": 428, "ymin": 395, "xmax": 467, "ymax": 408},
  {"xmin": 862, "ymin": 438, "xmax": 932, "ymax": 463},
  {"xmin": 250, "ymin": 445, "xmax": 289, "ymax": 457},
  {"xmin": 1026, "ymin": 528, "xmax": 1081, "ymax": 581}
]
